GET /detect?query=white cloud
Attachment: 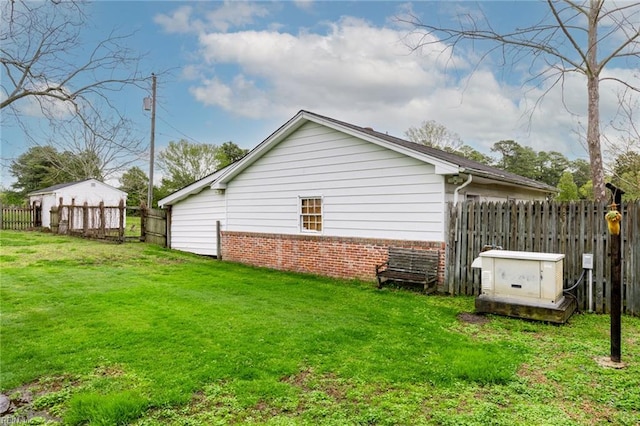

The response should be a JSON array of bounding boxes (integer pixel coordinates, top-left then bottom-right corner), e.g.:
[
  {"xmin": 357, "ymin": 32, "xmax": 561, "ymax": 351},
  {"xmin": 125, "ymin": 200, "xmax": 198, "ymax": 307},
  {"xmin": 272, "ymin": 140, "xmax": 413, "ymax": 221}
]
[
  {"xmin": 154, "ymin": 1, "xmax": 269, "ymax": 34},
  {"xmin": 192, "ymin": 17, "xmax": 459, "ymax": 120},
  {"xmin": 164, "ymin": 4, "xmax": 638, "ymax": 160},
  {"xmin": 293, "ymin": 0, "xmax": 314, "ymax": 12},
  {"xmin": 154, "ymin": 6, "xmax": 195, "ymax": 34}
]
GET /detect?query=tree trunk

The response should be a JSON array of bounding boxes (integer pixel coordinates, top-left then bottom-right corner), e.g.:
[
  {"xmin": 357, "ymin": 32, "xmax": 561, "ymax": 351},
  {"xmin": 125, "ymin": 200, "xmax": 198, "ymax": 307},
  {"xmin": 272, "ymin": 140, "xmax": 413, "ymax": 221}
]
[{"xmin": 587, "ymin": 0, "xmax": 606, "ymax": 202}]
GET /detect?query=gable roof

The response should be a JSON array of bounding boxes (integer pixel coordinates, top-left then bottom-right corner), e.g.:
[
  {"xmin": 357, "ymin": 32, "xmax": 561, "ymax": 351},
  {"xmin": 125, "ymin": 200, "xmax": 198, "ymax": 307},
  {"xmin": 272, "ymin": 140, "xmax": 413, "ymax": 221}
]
[
  {"xmin": 28, "ymin": 179, "xmax": 126, "ymax": 197},
  {"xmin": 159, "ymin": 110, "xmax": 556, "ymax": 206},
  {"xmin": 157, "ymin": 166, "xmax": 232, "ymax": 207}
]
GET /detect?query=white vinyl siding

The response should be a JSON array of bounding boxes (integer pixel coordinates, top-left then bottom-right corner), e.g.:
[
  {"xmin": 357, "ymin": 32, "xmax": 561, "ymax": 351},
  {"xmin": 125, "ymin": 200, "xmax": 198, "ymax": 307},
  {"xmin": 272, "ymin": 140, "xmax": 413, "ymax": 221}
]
[
  {"xmin": 226, "ymin": 122, "xmax": 446, "ymax": 241},
  {"xmin": 170, "ymin": 188, "xmax": 225, "ymax": 256}
]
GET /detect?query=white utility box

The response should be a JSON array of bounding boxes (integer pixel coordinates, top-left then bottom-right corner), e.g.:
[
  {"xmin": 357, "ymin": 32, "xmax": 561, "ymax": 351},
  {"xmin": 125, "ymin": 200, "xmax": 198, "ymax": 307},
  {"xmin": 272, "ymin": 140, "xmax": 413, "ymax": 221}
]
[{"xmin": 472, "ymin": 250, "xmax": 564, "ymax": 305}]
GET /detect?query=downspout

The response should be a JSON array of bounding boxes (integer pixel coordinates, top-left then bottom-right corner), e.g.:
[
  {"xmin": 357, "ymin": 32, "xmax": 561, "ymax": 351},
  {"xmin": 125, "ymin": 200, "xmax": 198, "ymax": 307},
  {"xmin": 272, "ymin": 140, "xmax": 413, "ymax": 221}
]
[{"xmin": 453, "ymin": 174, "xmax": 473, "ymax": 204}]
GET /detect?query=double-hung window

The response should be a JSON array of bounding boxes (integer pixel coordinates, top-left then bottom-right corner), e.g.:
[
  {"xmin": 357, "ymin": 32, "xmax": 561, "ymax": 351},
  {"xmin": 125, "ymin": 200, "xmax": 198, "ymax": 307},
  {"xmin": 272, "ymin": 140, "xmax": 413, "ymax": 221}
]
[{"xmin": 300, "ymin": 197, "xmax": 322, "ymax": 232}]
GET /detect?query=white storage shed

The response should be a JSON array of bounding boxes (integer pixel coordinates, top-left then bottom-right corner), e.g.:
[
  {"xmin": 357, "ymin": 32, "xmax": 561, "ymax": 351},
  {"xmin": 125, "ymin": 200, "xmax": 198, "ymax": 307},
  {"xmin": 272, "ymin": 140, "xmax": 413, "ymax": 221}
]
[{"xmin": 28, "ymin": 179, "xmax": 127, "ymax": 229}]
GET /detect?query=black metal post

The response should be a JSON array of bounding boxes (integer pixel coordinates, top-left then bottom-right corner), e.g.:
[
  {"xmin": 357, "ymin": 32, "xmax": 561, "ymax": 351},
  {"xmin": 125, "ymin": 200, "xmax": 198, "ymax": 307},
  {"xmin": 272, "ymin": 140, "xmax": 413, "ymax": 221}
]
[{"xmin": 606, "ymin": 183, "xmax": 624, "ymax": 363}]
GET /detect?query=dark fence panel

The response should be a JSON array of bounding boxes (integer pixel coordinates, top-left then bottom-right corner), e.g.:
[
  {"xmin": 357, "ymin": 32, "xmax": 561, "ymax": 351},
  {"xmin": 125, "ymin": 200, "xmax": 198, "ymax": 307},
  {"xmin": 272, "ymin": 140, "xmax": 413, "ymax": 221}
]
[{"xmin": 446, "ymin": 200, "xmax": 639, "ymax": 316}]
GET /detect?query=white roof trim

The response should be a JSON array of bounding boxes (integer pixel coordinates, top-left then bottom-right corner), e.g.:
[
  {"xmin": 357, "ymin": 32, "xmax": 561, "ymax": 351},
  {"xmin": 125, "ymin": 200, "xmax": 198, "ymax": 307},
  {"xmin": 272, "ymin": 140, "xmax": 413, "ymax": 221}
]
[
  {"xmin": 158, "ymin": 167, "xmax": 229, "ymax": 207},
  {"xmin": 28, "ymin": 178, "xmax": 127, "ymax": 197}
]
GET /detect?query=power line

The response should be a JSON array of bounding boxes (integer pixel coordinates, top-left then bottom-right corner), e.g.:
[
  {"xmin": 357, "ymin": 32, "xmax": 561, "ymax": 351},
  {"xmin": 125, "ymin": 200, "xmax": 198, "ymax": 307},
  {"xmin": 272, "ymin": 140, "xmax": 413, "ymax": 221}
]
[{"xmin": 156, "ymin": 115, "xmax": 207, "ymax": 145}]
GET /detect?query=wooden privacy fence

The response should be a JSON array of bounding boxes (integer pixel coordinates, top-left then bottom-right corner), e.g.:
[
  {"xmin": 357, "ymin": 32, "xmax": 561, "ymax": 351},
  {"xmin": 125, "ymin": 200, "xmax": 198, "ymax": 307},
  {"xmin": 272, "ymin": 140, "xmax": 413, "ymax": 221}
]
[
  {"xmin": 446, "ymin": 200, "xmax": 639, "ymax": 316},
  {"xmin": 0, "ymin": 203, "xmax": 42, "ymax": 230},
  {"xmin": 51, "ymin": 200, "xmax": 125, "ymax": 241},
  {"xmin": 141, "ymin": 207, "xmax": 167, "ymax": 246}
]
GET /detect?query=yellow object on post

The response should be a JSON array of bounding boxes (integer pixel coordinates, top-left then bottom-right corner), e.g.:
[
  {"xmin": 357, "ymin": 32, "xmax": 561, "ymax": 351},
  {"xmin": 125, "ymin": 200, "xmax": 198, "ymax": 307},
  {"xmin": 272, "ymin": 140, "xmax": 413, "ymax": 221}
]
[{"xmin": 605, "ymin": 208, "xmax": 622, "ymax": 235}]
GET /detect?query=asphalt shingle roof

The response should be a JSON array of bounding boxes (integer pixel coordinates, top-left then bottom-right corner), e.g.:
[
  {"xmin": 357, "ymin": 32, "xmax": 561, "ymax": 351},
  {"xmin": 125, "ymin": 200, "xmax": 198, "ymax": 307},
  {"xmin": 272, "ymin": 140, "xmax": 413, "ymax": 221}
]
[{"xmin": 305, "ymin": 110, "xmax": 557, "ymax": 193}]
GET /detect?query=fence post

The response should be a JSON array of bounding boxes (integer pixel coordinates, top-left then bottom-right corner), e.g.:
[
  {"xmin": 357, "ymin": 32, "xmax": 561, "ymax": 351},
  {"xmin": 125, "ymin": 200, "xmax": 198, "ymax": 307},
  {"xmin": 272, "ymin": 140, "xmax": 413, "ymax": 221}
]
[
  {"xmin": 216, "ymin": 220, "xmax": 222, "ymax": 260},
  {"xmin": 140, "ymin": 203, "xmax": 147, "ymax": 242},
  {"xmin": 166, "ymin": 206, "xmax": 172, "ymax": 249},
  {"xmin": 83, "ymin": 202, "xmax": 89, "ymax": 236},
  {"xmin": 0, "ymin": 201, "xmax": 3, "ymax": 230},
  {"xmin": 50, "ymin": 206, "xmax": 59, "ymax": 233},
  {"xmin": 118, "ymin": 199, "xmax": 125, "ymax": 242},
  {"xmin": 98, "ymin": 201, "xmax": 105, "ymax": 237},
  {"xmin": 606, "ymin": 184, "xmax": 624, "ymax": 363},
  {"xmin": 68, "ymin": 199, "xmax": 75, "ymax": 233}
]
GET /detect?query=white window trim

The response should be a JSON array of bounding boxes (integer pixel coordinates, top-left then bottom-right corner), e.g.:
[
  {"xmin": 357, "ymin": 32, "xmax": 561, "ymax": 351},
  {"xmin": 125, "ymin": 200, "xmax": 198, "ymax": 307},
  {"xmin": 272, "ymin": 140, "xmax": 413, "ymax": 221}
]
[{"xmin": 298, "ymin": 195, "xmax": 323, "ymax": 234}]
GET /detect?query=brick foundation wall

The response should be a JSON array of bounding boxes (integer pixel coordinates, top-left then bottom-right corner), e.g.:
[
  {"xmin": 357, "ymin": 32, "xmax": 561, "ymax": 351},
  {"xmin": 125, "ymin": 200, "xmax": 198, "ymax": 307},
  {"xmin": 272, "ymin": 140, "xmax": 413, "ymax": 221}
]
[{"xmin": 222, "ymin": 231, "xmax": 446, "ymax": 285}]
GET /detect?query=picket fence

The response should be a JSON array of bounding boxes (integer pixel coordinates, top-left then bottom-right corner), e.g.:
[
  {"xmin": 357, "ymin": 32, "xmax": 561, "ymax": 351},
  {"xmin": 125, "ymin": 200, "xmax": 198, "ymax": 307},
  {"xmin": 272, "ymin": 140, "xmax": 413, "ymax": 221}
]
[{"xmin": 0, "ymin": 203, "xmax": 42, "ymax": 230}]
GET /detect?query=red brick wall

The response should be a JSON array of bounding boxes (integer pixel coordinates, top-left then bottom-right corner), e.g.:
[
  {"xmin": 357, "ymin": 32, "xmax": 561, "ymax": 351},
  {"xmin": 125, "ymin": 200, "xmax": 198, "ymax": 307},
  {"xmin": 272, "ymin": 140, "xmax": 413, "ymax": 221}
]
[{"xmin": 222, "ymin": 231, "xmax": 446, "ymax": 284}]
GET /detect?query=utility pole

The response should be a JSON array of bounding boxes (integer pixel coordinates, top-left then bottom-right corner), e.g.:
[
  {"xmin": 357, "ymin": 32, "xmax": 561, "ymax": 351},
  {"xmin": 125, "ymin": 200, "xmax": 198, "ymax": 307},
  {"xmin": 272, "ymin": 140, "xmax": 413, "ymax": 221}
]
[{"xmin": 145, "ymin": 73, "xmax": 157, "ymax": 209}]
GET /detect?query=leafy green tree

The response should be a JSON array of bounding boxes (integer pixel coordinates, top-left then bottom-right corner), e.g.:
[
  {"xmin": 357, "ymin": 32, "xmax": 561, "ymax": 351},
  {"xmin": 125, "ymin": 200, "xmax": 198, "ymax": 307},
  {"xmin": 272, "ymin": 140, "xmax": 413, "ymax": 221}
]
[
  {"xmin": 491, "ymin": 140, "xmax": 538, "ymax": 180},
  {"xmin": 119, "ymin": 167, "xmax": 148, "ymax": 208},
  {"xmin": 10, "ymin": 146, "xmax": 72, "ymax": 194},
  {"xmin": 0, "ymin": 187, "xmax": 25, "ymax": 206},
  {"xmin": 611, "ymin": 151, "xmax": 640, "ymax": 201},
  {"xmin": 456, "ymin": 145, "xmax": 494, "ymax": 165},
  {"xmin": 153, "ymin": 185, "xmax": 174, "ymax": 209},
  {"xmin": 215, "ymin": 141, "xmax": 249, "ymax": 169},
  {"xmin": 535, "ymin": 151, "xmax": 570, "ymax": 187},
  {"xmin": 10, "ymin": 146, "xmax": 102, "ymax": 195},
  {"xmin": 157, "ymin": 140, "xmax": 219, "ymax": 193},
  {"xmin": 579, "ymin": 180, "xmax": 594, "ymax": 201},
  {"xmin": 556, "ymin": 171, "xmax": 579, "ymax": 201},
  {"xmin": 569, "ymin": 159, "xmax": 592, "ymax": 191}
]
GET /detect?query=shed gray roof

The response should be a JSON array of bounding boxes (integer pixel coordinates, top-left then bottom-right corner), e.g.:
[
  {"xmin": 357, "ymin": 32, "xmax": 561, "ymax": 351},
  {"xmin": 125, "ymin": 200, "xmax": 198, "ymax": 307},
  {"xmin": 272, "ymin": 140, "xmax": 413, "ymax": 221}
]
[{"xmin": 28, "ymin": 180, "xmax": 85, "ymax": 195}]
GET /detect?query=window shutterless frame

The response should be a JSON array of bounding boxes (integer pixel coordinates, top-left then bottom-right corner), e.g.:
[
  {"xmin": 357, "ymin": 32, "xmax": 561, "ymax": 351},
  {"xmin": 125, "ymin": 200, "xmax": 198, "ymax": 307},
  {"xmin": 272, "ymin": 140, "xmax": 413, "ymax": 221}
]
[{"xmin": 299, "ymin": 196, "xmax": 323, "ymax": 233}]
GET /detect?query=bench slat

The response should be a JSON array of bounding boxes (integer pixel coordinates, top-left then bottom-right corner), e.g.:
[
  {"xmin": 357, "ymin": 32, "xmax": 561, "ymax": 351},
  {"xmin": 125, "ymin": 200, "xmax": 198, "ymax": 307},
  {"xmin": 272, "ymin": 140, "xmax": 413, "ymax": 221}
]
[{"xmin": 376, "ymin": 247, "xmax": 439, "ymax": 293}]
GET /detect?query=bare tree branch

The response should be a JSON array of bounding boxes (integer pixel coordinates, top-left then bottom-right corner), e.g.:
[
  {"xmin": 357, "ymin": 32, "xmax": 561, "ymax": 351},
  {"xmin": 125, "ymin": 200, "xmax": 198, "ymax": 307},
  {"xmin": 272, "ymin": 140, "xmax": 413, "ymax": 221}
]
[
  {"xmin": 398, "ymin": 0, "xmax": 640, "ymax": 201},
  {"xmin": 1, "ymin": 0, "xmax": 154, "ymax": 181}
]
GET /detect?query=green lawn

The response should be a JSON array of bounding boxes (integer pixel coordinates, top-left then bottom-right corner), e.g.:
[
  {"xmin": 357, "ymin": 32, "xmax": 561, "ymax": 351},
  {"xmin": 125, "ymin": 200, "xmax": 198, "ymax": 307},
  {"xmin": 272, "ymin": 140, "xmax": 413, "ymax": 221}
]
[
  {"xmin": 124, "ymin": 216, "xmax": 141, "ymax": 238},
  {"xmin": 1, "ymin": 230, "xmax": 639, "ymax": 425}
]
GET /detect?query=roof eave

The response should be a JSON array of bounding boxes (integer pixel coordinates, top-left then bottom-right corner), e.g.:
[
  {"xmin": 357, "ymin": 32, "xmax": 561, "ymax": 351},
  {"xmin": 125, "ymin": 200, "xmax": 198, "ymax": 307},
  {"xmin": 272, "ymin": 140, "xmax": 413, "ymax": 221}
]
[{"xmin": 463, "ymin": 168, "xmax": 557, "ymax": 193}]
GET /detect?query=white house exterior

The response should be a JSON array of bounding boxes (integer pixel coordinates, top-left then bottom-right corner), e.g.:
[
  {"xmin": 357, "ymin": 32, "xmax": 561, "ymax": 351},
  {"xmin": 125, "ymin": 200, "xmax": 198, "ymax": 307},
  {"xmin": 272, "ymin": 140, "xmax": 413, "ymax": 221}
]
[
  {"xmin": 159, "ymin": 111, "xmax": 555, "ymax": 282},
  {"xmin": 161, "ymin": 169, "xmax": 228, "ymax": 256},
  {"xmin": 28, "ymin": 179, "xmax": 127, "ymax": 229}
]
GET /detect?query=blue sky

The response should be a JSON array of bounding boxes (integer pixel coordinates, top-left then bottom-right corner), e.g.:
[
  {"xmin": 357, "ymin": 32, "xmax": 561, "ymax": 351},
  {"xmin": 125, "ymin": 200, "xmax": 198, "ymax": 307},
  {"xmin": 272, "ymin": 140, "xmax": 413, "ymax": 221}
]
[{"xmin": 2, "ymin": 1, "xmax": 638, "ymax": 187}]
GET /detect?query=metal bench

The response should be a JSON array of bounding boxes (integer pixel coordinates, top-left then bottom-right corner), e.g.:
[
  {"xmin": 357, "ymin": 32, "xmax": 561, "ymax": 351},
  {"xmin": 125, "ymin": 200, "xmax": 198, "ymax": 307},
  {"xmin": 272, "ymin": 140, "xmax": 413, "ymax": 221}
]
[{"xmin": 376, "ymin": 247, "xmax": 439, "ymax": 293}]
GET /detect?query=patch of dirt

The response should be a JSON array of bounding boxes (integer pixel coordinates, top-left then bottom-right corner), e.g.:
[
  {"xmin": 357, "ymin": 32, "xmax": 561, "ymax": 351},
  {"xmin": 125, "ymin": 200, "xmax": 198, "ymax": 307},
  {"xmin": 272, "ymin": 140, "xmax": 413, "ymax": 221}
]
[
  {"xmin": 516, "ymin": 363, "xmax": 547, "ymax": 384},
  {"xmin": 0, "ymin": 378, "xmax": 70, "ymax": 424},
  {"xmin": 280, "ymin": 368, "xmax": 348, "ymax": 403},
  {"xmin": 280, "ymin": 368, "xmax": 314, "ymax": 391},
  {"xmin": 457, "ymin": 312, "xmax": 490, "ymax": 325},
  {"xmin": 594, "ymin": 356, "xmax": 627, "ymax": 369}
]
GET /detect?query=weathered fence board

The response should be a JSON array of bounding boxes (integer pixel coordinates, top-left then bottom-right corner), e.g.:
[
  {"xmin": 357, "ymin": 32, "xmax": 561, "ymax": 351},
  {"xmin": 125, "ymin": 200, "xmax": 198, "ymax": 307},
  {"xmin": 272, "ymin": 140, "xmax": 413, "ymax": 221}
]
[
  {"xmin": 51, "ymin": 200, "xmax": 125, "ymax": 241},
  {"xmin": 447, "ymin": 201, "xmax": 639, "ymax": 316},
  {"xmin": 0, "ymin": 203, "xmax": 42, "ymax": 230},
  {"xmin": 141, "ymin": 208, "xmax": 167, "ymax": 246}
]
